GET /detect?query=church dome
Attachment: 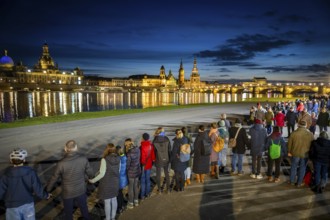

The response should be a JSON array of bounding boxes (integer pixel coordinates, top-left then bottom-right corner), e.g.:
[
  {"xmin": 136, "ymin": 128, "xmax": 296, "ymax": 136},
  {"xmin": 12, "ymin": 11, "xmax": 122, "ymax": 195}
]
[{"xmin": 0, "ymin": 51, "xmax": 14, "ymax": 68}]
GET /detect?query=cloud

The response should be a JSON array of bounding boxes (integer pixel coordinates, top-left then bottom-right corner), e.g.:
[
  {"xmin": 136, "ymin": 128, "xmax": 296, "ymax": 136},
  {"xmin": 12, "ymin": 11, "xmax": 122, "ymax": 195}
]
[
  {"xmin": 251, "ymin": 63, "xmax": 330, "ymax": 74},
  {"xmin": 278, "ymin": 14, "xmax": 310, "ymax": 23},
  {"xmin": 196, "ymin": 34, "xmax": 293, "ymax": 62},
  {"xmin": 219, "ymin": 68, "xmax": 231, "ymax": 73}
]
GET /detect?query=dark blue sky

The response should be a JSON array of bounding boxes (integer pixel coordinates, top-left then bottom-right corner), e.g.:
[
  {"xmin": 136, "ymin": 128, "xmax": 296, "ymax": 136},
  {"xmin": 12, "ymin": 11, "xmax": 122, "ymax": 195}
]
[{"xmin": 1, "ymin": 0, "xmax": 330, "ymax": 82}]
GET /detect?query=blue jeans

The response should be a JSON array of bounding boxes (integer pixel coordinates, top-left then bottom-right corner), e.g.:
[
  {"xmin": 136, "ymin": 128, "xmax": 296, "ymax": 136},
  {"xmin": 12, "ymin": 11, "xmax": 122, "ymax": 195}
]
[
  {"xmin": 6, "ymin": 202, "xmax": 35, "ymax": 220},
  {"xmin": 319, "ymin": 125, "xmax": 328, "ymax": 132},
  {"xmin": 290, "ymin": 157, "xmax": 307, "ymax": 185},
  {"xmin": 63, "ymin": 193, "xmax": 90, "ymax": 220},
  {"xmin": 140, "ymin": 169, "xmax": 151, "ymax": 198},
  {"xmin": 313, "ymin": 161, "xmax": 328, "ymax": 187},
  {"xmin": 232, "ymin": 153, "xmax": 244, "ymax": 173}
]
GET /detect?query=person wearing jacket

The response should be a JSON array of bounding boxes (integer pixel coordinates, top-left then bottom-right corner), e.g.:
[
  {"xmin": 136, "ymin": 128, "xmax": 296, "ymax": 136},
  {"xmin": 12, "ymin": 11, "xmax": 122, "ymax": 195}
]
[
  {"xmin": 218, "ymin": 120, "xmax": 229, "ymax": 174},
  {"xmin": 287, "ymin": 121, "xmax": 314, "ymax": 187},
  {"xmin": 274, "ymin": 110, "xmax": 285, "ymax": 134},
  {"xmin": 89, "ymin": 143, "xmax": 120, "ymax": 220},
  {"xmin": 249, "ymin": 119, "xmax": 268, "ymax": 179},
  {"xmin": 0, "ymin": 148, "xmax": 51, "ymax": 220},
  {"xmin": 229, "ymin": 118, "xmax": 249, "ymax": 176},
  {"xmin": 125, "ymin": 138, "xmax": 141, "ymax": 209},
  {"xmin": 116, "ymin": 145, "xmax": 128, "ymax": 214},
  {"xmin": 309, "ymin": 131, "xmax": 330, "ymax": 193},
  {"xmin": 209, "ymin": 122, "xmax": 220, "ymax": 179},
  {"xmin": 140, "ymin": 133, "xmax": 155, "ymax": 200},
  {"xmin": 317, "ymin": 107, "xmax": 329, "ymax": 132},
  {"xmin": 153, "ymin": 127, "xmax": 172, "ymax": 194},
  {"xmin": 171, "ymin": 129, "xmax": 189, "ymax": 191},
  {"xmin": 46, "ymin": 140, "xmax": 94, "ymax": 220},
  {"xmin": 285, "ymin": 106, "xmax": 297, "ymax": 137},
  {"xmin": 192, "ymin": 125, "xmax": 211, "ymax": 183},
  {"xmin": 265, "ymin": 126, "xmax": 287, "ymax": 183}
]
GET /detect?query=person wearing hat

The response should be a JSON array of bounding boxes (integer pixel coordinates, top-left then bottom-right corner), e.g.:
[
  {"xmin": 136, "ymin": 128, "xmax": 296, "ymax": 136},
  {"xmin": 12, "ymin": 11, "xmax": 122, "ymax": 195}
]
[
  {"xmin": 140, "ymin": 133, "xmax": 155, "ymax": 200},
  {"xmin": 297, "ymin": 108, "xmax": 312, "ymax": 129},
  {"xmin": 287, "ymin": 120, "xmax": 314, "ymax": 187},
  {"xmin": 0, "ymin": 148, "xmax": 51, "ymax": 219},
  {"xmin": 229, "ymin": 118, "xmax": 250, "ymax": 176}
]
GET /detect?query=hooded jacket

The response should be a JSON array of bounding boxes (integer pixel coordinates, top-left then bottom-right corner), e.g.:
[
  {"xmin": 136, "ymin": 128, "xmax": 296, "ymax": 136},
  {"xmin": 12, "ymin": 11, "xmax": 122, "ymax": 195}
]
[
  {"xmin": 126, "ymin": 146, "xmax": 141, "ymax": 178},
  {"xmin": 288, "ymin": 127, "xmax": 314, "ymax": 158},
  {"xmin": 265, "ymin": 132, "xmax": 287, "ymax": 157},
  {"xmin": 249, "ymin": 123, "xmax": 268, "ymax": 156},
  {"xmin": 0, "ymin": 166, "xmax": 49, "ymax": 208},
  {"xmin": 310, "ymin": 137, "xmax": 330, "ymax": 164}
]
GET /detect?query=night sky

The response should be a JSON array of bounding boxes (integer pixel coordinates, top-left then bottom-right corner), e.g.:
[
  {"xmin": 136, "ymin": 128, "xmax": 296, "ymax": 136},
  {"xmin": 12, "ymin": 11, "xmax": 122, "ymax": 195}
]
[{"xmin": 1, "ymin": 0, "xmax": 330, "ymax": 83}]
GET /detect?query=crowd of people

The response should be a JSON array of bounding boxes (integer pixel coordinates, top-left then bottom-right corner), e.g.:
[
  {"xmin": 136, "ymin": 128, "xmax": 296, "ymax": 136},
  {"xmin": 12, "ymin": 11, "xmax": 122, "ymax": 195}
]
[{"xmin": 0, "ymin": 100, "xmax": 329, "ymax": 220}]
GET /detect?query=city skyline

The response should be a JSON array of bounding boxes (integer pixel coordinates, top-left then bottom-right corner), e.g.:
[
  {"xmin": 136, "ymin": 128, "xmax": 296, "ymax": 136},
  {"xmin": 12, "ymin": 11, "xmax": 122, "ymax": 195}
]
[{"xmin": 1, "ymin": 0, "xmax": 330, "ymax": 83}]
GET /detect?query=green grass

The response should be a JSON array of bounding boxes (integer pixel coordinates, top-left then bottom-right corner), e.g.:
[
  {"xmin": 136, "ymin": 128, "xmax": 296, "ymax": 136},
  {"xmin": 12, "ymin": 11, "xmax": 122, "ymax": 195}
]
[{"xmin": 0, "ymin": 97, "xmax": 299, "ymax": 129}]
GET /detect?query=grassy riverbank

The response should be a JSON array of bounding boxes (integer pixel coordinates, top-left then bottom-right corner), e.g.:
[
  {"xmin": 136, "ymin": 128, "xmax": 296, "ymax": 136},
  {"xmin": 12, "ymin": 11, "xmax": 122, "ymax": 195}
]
[{"xmin": 0, "ymin": 97, "xmax": 298, "ymax": 129}]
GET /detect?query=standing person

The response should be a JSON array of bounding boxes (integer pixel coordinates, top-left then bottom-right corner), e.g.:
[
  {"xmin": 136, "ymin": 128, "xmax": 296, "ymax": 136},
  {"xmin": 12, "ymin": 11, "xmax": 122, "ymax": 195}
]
[
  {"xmin": 209, "ymin": 122, "xmax": 220, "ymax": 179},
  {"xmin": 116, "ymin": 145, "xmax": 128, "ymax": 214},
  {"xmin": 255, "ymin": 103, "xmax": 266, "ymax": 122},
  {"xmin": 285, "ymin": 106, "xmax": 297, "ymax": 137},
  {"xmin": 287, "ymin": 121, "xmax": 314, "ymax": 187},
  {"xmin": 89, "ymin": 143, "xmax": 120, "ymax": 220},
  {"xmin": 265, "ymin": 126, "xmax": 287, "ymax": 183},
  {"xmin": 309, "ymin": 131, "xmax": 330, "ymax": 193},
  {"xmin": 274, "ymin": 110, "xmax": 285, "ymax": 134},
  {"xmin": 125, "ymin": 138, "xmax": 141, "ymax": 209},
  {"xmin": 298, "ymin": 108, "xmax": 312, "ymax": 129},
  {"xmin": 152, "ymin": 127, "xmax": 172, "ymax": 194},
  {"xmin": 171, "ymin": 129, "xmax": 189, "ymax": 191},
  {"xmin": 192, "ymin": 125, "xmax": 211, "ymax": 183},
  {"xmin": 218, "ymin": 120, "xmax": 229, "ymax": 174},
  {"xmin": 140, "ymin": 133, "xmax": 155, "ymax": 200},
  {"xmin": 182, "ymin": 126, "xmax": 193, "ymax": 186},
  {"xmin": 248, "ymin": 106, "xmax": 256, "ymax": 125},
  {"xmin": 249, "ymin": 119, "xmax": 268, "ymax": 179},
  {"xmin": 317, "ymin": 107, "xmax": 329, "ymax": 132},
  {"xmin": 46, "ymin": 140, "xmax": 94, "ymax": 220},
  {"xmin": 0, "ymin": 148, "xmax": 51, "ymax": 220},
  {"xmin": 265, "ymin": 107, "xmax": 274, "ymax": 135},
  {"xmin": 219, "ymin": 113, "xmax": 231, "ymax": 130},
  {"xmin": 309, "ymin": 112, "xmax": 317, "ymax": 135},
  {"xmin": 229, "ymin": 118, "xmax": 250, "ymax": 176}
]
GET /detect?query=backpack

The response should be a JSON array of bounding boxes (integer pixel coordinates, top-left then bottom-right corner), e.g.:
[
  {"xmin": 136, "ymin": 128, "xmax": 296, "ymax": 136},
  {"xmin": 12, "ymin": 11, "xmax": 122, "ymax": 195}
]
[
  {"xmin": 213, "ymin": 134, "xmax": 224, "ymax": 153},
  {"xmin": 201, "ymin": 139, "xmax": 212, "ymax": 156},
  {"xmin": 269, "ymin": 139, "xmax": 281, "ymax": 159},
  {"xmin": 154, "ymin": 141, "xmax": 169, "ymax": 164},
  {"xmin": 180, "ymin": 143, "xmax": 191, "ymax": 162}
]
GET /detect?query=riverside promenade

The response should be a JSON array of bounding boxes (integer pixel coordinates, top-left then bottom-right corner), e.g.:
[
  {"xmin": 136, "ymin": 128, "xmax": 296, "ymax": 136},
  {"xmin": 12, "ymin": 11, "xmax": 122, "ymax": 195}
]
[{"xmin": 0, "ymin": 103, "xmax": 329, "ymax": 219}]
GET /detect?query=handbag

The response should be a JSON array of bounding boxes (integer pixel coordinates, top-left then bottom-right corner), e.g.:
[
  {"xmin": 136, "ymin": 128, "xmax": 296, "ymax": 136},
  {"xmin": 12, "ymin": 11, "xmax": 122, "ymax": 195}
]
[{"xmin": 228, "ymin": 127, "xmax": 241, "ymax": 148}]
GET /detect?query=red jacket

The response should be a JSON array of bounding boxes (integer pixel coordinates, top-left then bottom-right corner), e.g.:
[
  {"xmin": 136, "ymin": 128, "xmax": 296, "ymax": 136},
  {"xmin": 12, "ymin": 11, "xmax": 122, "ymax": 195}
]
[
  {"xmin": 140, "ymin": 140, "xmax": 155, "ymax": 170},
  {"xmin": 275, "ymin": 112, "xmax": 285, "ymax": 127}
]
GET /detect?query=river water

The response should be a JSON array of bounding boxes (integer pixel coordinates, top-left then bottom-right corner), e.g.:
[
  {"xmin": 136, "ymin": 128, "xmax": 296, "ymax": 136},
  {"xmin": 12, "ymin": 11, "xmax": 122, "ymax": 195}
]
[{"xmin": 0, "ymin": 91, "xmax": 284, "ymax": 122}]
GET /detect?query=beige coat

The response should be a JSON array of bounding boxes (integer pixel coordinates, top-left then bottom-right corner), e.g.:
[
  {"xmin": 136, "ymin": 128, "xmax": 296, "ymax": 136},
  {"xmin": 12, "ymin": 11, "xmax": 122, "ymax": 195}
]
[{"xmin": 288, "ymin": 127, "xmax": 314, "ymax": 158}]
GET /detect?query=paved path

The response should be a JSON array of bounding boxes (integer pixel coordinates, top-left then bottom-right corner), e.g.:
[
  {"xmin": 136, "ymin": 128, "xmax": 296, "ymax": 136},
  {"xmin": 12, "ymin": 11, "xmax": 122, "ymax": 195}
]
[{"xmin": 0, "ymin": 103, "xmax": 329, "ymax": 219}]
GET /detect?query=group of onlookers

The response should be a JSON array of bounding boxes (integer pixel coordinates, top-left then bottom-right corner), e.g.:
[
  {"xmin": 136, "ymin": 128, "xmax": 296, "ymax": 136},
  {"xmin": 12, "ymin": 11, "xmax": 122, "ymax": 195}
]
[{"xmin": 0, "ymin": 101, "xmax": 329, "ymax": 220}]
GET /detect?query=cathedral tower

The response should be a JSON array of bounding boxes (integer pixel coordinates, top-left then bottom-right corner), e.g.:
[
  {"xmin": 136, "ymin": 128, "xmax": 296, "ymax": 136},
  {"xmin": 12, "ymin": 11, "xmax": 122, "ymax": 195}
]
[
  {"xmin": 178, "ymin": 59, "xmax": 185, "ymax": 87},
  {"xmin": 190, "ymin": 57, "xmax": 200, "ymax": 85}
]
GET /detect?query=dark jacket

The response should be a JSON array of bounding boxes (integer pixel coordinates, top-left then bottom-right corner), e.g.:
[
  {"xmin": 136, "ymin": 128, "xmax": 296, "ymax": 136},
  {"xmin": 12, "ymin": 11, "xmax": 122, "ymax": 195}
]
[
  {"xmin": 119, "ymin": 154, "xmax": 128, "ymax": 189},
  {"xmin": 285, "ymin": 110, "xmax": 297, "ymax": 125},
  {"xmin": 46, "ymin": 151, "xmax": 94, "ymax": 199},
  {"xmin": 249, "ymin": 124, "xmax": 268, "ymax": 156},
  {"xmin": 317, "ymin": 112, "xmax": 330, "ymax": 127},
  {"xmin": 126, "ymin": 146, "xmax": 141, "ymax": 178},
  {"xmin": 192, "ymin": 131, "xmax": 211, "ymax": 174},
  {"xmin": 265, "ymin": 132, "xmax": 287, "ymax": 157},
  {"xmin": 0, "ymin": 166, "xmax": 49, "ymax": 208},
  {"xmin": 98, "ymin": 154, "xmax": 120, "ymax": 199},
  {"xmin": 171, "ymin": 136, "xmax": 188, "ymax": 172},
  {"xmin": 229, "ymin": 126, "xmax": 249, "ymax": 154},
  {"xmin": 153, "ymin": 135, "xmax": 171, "ymax": 168},
  {"xmin": 309, "ymin": 137, "xmax": 330, "ymax": 164}
]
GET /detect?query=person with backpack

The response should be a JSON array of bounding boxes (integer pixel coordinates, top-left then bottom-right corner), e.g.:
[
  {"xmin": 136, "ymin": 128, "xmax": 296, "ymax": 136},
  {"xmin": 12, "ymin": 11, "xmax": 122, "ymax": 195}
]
[
  {"xmin": 249, "ymin": 119, "xmax": 268, "ymax": 179},
  {"xmin": 140, "ymin": 133, "xmax": 155, "ymax": 200},
  {"xmin": 192, "ymin": 125, "xmax": 211, "ymax": 183},
  {"xmin": 0, "ymin": 148, "xmax": 51, "ymax": 220},
  {"xmin": 182, "ymin": 126, "xmax": 193, "ymax": 186},
  {"xmin": 170, "ymin": 129, "xmax": 189, "ymax": 191},
  {"xmin": 218, "ymin": 120, "xmax": 229, "ymax": 174},
  {"xmin": 125, "ymin": 138, "xmax": 141, "ymax": 209},
  {"xmin": 153, "ymin": 127, "xmax": 172, "ymax": 194},
  {"xmin": 265, "ymin": 126, "xmax": 287, "ymax": 183},
  {"xmin": 89, "ymin": 143, "xmax": 120, "ymax": 220},
  {"xmin": 209, "ymin": 122, "xmax": 221, "ymax": 179}
]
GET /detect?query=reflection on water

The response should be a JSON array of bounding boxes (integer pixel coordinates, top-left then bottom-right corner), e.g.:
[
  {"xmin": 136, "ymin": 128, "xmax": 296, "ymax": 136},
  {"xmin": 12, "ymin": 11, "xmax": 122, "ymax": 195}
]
[{"xmin": 0, "ymin": 91, "xmax": 284, "ymax": 122}]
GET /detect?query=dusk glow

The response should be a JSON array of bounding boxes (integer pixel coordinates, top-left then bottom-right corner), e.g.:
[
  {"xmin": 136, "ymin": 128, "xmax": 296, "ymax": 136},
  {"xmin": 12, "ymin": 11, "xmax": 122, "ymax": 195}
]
[{"xmin": 1, "ymin": 0, "xmax": 330, "ymax": 82}]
